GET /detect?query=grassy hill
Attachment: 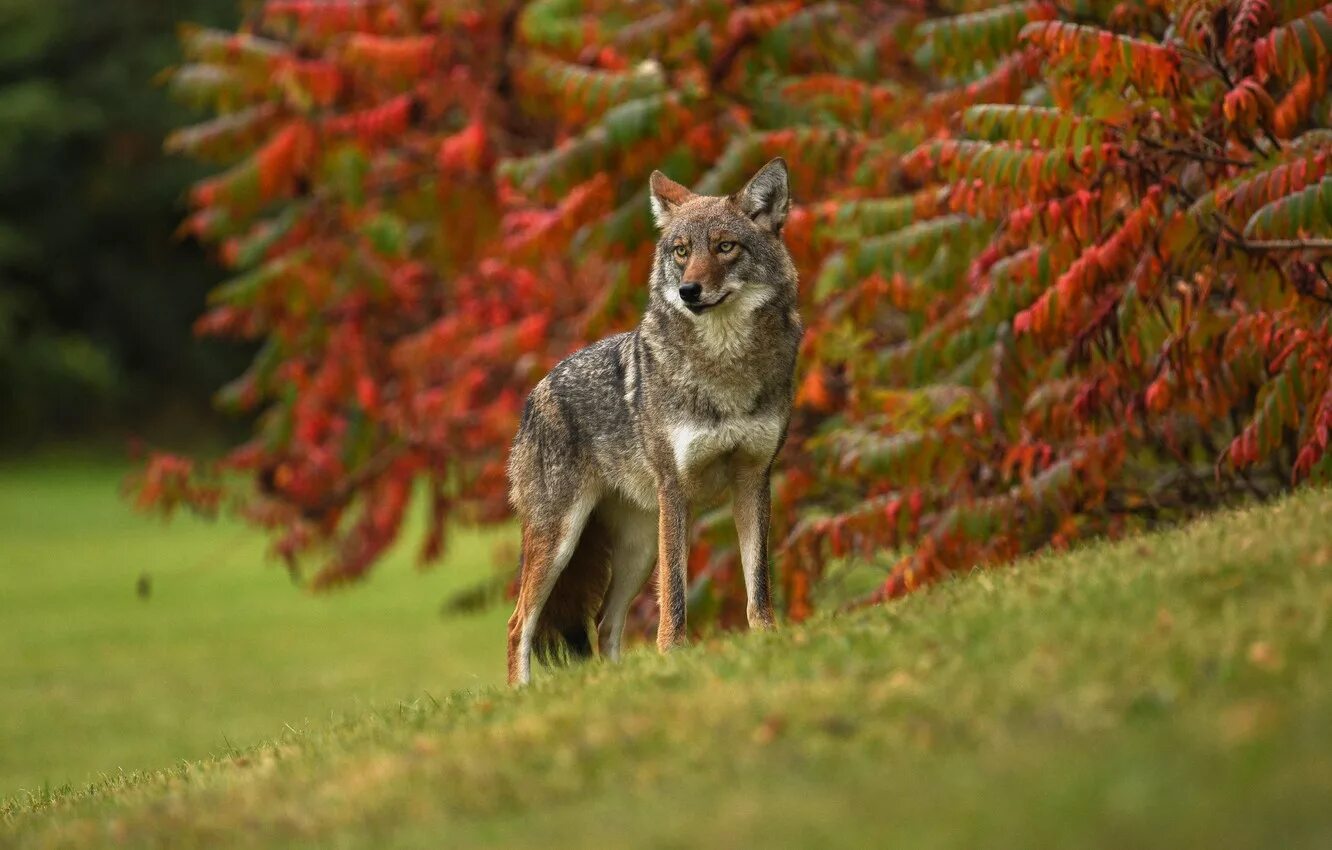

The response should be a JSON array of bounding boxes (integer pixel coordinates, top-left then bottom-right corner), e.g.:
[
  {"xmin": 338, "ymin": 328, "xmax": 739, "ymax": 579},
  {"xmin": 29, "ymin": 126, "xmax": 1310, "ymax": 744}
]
[
  {"xmin": 0, "ymin": 456, "xmax": 508, "ymax": 795},
  {"xmin": 4, "ymin": 483, "xmax": 1332, "ymax": 848}
]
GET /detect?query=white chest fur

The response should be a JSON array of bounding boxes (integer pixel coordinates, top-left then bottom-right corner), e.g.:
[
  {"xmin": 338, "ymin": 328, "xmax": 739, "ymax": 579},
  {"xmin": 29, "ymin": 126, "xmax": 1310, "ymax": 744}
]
[{"xmin": 670, "ymin": 414, "xmax": 784, "ymax": 479}]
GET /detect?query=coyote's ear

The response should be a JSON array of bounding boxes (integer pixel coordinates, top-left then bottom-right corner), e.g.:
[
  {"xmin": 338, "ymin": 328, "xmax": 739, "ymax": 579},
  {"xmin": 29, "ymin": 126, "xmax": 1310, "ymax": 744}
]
[
  {"xmin": 649, "ymin": 171, "xmax": 694, "ymax": 229},
  {"xmin": 736, "ymin": 157, "xmax": 790, "ymax": 233}
]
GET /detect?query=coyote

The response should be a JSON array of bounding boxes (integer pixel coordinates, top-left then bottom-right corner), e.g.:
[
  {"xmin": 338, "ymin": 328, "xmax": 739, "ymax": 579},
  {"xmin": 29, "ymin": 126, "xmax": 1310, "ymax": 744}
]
[{"xmin": 506, "ymin": 158, "xmax": 802, "ymax": 685}]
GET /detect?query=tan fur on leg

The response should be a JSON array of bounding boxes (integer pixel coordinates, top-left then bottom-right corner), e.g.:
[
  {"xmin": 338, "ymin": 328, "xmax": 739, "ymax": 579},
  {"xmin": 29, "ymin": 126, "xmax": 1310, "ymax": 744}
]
[
  {"xmin": 507, "ymin": 522, "xmax": 555, "ymax": 686},
  {"xmin": 733, "ymin": 461, "xmax": 776, "ymax": 629},
  {"xmin": 655, "ymin": 483, "xmax": 690, "ymax": 652},
  {"xmin": 507, "ymin": 492, "xmax": 600, "ymax": 685}
]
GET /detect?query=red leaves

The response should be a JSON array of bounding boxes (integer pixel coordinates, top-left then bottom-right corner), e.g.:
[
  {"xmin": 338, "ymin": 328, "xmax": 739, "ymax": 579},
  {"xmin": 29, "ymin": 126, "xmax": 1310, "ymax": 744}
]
[
  {"xmin": 256, "ymin": 121, "xmax": 316, "ymax": 198},
  {"xmin": 1224, "ymin": 77, "xmax": 1278, "ymax": 132},
  {"xmin": 1001, "ymin": 440, "xmax": 1055, "ymax": 480},
  {"xmin": 1144, "ymin": 374, "xmax": 1173, "ymax": 413},
  {"xmin": 795, "ymin": 367, "xmax": 833, "ymax": 411},
  {"xmin": 165, "ymin": 104, "xmax": 283, "ymax": 162},
  {"xmin": 1015, "ymin": 186, "xmax": 1163, "ymax": 341},
  {"xmin": 1007, "ymin": 189, "xmax": 1101, "ymax": 241},
  {"xmin": 343, "ymin": 34, "xmax": 438, "ymax": 83},
  {"xmin": 280, "ymin": 59, "xmax": 344, "ymax": 106},
  {"xmin": 159, "ymin": 1, "xmax": 547, "ymax": 587},
  {"xmin": 1294, "ymin": 382, "xmax": 1332, "ymax": 480},
  {"xmin": 1225, "ymin": 332, "xmax": 1325, "ymax": 474},
  {"xmin": 905, "ymin": 139, "xmax": 1116, "ymax": 202},
  {"xmin": 437, "ymin": 120, "xmax": 491, "ymax": 176},
  {"xmin": 1021, "ymin": 21, "xmax": 1181, "ymax": 95},
  {"xmin": 726, "ymin": 1, "xmax": 802, "ymax": 39},
  {"xmin": 160, "ymin": 0, "xmax": 1332, "ymax": 629},
  {"xmin": 786, "ymin": 487, "xmax": 930, "ymax": 580},
  {"xmin": 129, "ymin": 453, "xmax": 221, "ymax": 517},
  {"xmin": 501, "ymin": 174, "xmax": 612, "ymax": 258},
  {"xmin": 1253, "ymin": 5, "xmax": 1332, "ymax": 82},
  {"xmin": 189, "ymin": 120, "xmax": 315, "ymax": 212},
  {"xmin": 1273, "ymin": 66, "xmax": 1328, "ymax": 136},
  {"xmin": 924, "ymin": 48, "xmax": 1041, "ymax": 120},
  {"xmin": 264, "ymin": 1, "xmax": 375, "ymax": 36},
  {"xmin": 780, "ymin": 75, "xmax": 905, "ymax": 128},
  {"xmin": 322, "ymin": 94, "xmax": 416, "ymax": 143},
  {"xmin": 1221, "ymin": 151, "xmax": 1330, "ymax": 225},
  {"xmin": 1228, "ymin": 0, "xmax": 1277, "ymax": 63}
]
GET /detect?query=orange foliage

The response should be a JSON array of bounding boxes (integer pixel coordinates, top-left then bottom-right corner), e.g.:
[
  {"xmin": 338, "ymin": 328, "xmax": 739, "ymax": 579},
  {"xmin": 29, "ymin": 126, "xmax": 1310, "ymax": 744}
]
[{"xmin": 143, "ymin": 0, "xmax": 1332, "ymax": 627}]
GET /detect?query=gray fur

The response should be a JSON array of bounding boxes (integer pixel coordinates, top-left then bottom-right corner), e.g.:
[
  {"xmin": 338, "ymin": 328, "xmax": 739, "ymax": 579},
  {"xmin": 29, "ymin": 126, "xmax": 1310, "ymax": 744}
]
[{"xmin": 506, "ymin": 158, "xmax": 802, "ymax": 683}]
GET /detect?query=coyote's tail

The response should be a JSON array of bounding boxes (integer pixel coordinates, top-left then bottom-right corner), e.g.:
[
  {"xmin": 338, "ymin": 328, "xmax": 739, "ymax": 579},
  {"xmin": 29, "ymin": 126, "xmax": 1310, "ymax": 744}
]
[{"xmin": 532, "ymin": 514, "xmax": 613, "ymax": 665}]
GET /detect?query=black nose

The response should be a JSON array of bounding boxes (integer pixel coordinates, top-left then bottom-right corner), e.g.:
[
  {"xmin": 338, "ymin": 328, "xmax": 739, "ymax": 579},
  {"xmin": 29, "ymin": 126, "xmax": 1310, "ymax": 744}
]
[{"xmin": 679, "ymin": 283, "xmax": 703, "ymax": 304}]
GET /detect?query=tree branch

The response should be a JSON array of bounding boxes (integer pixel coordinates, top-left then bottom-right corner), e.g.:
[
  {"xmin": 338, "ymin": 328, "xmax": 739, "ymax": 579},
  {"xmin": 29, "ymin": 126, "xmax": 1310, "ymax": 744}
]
[{"xmin": 1223, "ymin": 236, "xmax": 1332, "ymax": 253}]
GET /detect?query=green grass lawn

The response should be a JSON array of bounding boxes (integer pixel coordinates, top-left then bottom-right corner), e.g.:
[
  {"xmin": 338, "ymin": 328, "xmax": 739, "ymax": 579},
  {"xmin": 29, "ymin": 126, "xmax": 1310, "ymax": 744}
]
[
  {"xmin": 0, "ymin": 455, "xmax": 510, "ymax": 796},
  {"xmin": 4, "ymin": 477, "xmax": 1330, "ymax": 848}
]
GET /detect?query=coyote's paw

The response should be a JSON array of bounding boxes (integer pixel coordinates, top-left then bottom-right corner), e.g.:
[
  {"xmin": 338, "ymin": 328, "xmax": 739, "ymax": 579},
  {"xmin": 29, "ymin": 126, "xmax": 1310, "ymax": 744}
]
[
  {"xmin": 656, "ymin": 633, "xmax": 689, "ymax": 654},
  {"xmin": 747, "ymin": 605, "xmax": 776, "ymax": 631}
]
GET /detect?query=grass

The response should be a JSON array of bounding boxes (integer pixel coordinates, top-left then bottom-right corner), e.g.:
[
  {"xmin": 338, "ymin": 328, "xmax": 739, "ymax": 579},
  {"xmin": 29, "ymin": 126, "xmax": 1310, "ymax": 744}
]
[
  {"xmin": 0, "ymin": 455, "xmax": 510, "ymax": 797},
  {"xmin": 4, "ymin": 477, "xmax": 1331, "ymax": 848}
]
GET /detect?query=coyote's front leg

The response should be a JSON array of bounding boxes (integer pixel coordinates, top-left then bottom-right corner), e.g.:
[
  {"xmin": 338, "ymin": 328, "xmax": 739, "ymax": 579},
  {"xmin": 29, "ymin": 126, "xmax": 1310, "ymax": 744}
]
[
  {"xmin": 733, "ymin": 460, "xmax": 776, "ymax": 629},
  {"xmin": 655, "ymin": 481, "xmax": 690, "ymax": 651}
]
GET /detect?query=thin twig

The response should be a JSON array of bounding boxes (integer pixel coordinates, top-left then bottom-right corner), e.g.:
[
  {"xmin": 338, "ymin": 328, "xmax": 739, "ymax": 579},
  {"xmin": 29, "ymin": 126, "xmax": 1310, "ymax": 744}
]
[
  {"xmin": 1224, "ymin": 236, "xmax": 1332, "ymax": 253},
  {"xmin": 1138, "ymin": 136, "xmax": 1252, "ymax": 167}
]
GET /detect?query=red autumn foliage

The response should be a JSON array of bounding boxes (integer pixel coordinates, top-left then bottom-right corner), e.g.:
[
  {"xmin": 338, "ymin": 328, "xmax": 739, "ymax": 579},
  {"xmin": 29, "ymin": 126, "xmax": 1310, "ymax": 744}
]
[{"xmin": 143, "ymin": 0, "xmax": 1332, "ymax": 630}]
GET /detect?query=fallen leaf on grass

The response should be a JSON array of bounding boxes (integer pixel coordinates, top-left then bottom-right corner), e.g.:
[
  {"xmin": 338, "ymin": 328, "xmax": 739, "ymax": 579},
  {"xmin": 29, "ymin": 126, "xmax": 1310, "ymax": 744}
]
[{"xmin": 753, "ymin": 714, "xmax": 786, "ymax": 745}]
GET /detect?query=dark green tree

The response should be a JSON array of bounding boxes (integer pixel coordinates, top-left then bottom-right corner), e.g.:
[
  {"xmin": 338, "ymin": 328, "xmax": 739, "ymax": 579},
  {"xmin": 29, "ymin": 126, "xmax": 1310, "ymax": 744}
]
[{"xmin": 0, "ymin": 0, "xmax": 241, "ymax": 444}]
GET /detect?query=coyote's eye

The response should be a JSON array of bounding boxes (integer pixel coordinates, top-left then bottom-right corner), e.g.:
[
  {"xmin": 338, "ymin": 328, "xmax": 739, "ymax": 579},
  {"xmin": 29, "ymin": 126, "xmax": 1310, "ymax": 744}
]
[
  {"xmin": 673, "ymin": 245, "xmax": 689, "ymax": 258},
  {"xmin": 716, "ymin": 241, "xmax": 736, "ymax": 254}
]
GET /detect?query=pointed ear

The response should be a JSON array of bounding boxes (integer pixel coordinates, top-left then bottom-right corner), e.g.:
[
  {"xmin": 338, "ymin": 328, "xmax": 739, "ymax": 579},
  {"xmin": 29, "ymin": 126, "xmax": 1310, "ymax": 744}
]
[
  {"xmin": 735, "ymin": 157, "xmax": 790, "ymax": 233},
  {"xmin": 649, "ymin": 171, "xmax": 694, "ymax": 229}
]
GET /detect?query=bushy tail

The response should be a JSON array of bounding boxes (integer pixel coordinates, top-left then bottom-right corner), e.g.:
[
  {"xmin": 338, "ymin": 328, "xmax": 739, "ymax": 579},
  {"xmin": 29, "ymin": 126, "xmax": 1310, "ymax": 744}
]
[{"xmin": 532, "ymin": 515, "xmax": 612, "ymax": 665}]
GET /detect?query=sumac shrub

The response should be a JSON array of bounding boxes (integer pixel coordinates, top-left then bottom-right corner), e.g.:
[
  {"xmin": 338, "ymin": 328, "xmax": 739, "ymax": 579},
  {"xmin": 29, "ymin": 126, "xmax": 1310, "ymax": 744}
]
[{"xmin": 142, "ymin": 0, "xmax": 1332, "ymax": 627}]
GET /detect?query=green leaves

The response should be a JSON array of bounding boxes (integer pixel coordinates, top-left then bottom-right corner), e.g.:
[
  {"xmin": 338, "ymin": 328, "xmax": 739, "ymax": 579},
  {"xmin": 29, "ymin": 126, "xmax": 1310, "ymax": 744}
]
[
  {"xmin": 178, "ymin": 25, "xmax": 288, "ymax": 68},
  {"xmin": 500, "ymin": 92, "xmax": 689, "ymax": 200},
  {"xmin": 228, "ymin": 205, "xmax": 305, "ymax": 270},
  {"xmin": 162, "ymin": 64, "xmax": 248, "ymax": 109},
  {"xmin": 359, "ymin": 211, "xmax": 408, "ymax": 257},
  {"xmin": 905, "ymin": 139, "xmax": 1109, "ymax": 196},
  {"xmin": 1254, "ymin": 5, "xmax": 1332, "ymax": 82},
  {"xmin": 1244, "ymin": 174, "xmax": 1332, "ymax": 237},
  {"xmin": 165, "ymin": 104, "xmax": 282, "ymax": 162},
  {"xmin": 961, "ymin": 104, "xmax": 1102, "ymax": 147},
  {"xmin": 816, "ymin": 216, "xmax": 993, "ymax": 298},
  {"xmin": 1020, "ymin": 20, "xmax": 1181, "ymax": 95},
  {"xmin": 517, "ymin": 54, "xmax": 665, "ymax": 121},
  {"xmin": 816, "ymin": 190, "xmax": 950, "ymax": 241},
  {"xmin": 915, "ymin": 2, "xmax": 1057, "ymax": 73},
  {"xmin": 162, "ymin": 0, "xmax": 1332, "ymax": 616}
]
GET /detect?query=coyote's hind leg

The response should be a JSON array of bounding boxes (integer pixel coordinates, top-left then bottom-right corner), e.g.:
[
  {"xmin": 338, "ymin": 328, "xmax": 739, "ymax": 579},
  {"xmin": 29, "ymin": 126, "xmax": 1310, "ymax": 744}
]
[
  {"xmin": 595, "ymin": 500, "xmax": 657, "ymax": 662},
  {"xmin": 507, "ymin": 495, "xmax": 595, "ymax": 686}
]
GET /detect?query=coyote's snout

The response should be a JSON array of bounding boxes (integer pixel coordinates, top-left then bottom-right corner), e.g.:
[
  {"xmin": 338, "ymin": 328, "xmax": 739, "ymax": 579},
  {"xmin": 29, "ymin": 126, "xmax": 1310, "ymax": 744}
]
[{"xmin": 505, "ymin": 158, "xmax": 802, "ymax": 685}]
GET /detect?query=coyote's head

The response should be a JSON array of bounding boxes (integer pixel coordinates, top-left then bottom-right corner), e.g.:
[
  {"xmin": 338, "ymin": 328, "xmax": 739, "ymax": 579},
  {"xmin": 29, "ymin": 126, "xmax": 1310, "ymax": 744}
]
[{"xmin": 647, "ymin": 158, "xmax": 796, "ymax": 320}]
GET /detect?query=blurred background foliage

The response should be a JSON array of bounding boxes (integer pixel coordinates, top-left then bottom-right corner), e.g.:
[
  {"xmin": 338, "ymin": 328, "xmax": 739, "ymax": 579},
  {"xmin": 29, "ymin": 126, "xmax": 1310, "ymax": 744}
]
[
  {"xmin": 12, "ymin": 0, "xmax": 1332, "ymax": 617},
  {"xmin": 141, "ymin": 0, "xmax": 1332, "ymax": 616},
  {"xmin": 0, "ymin": 0, "xmax": 244, "ymax": 446}
]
